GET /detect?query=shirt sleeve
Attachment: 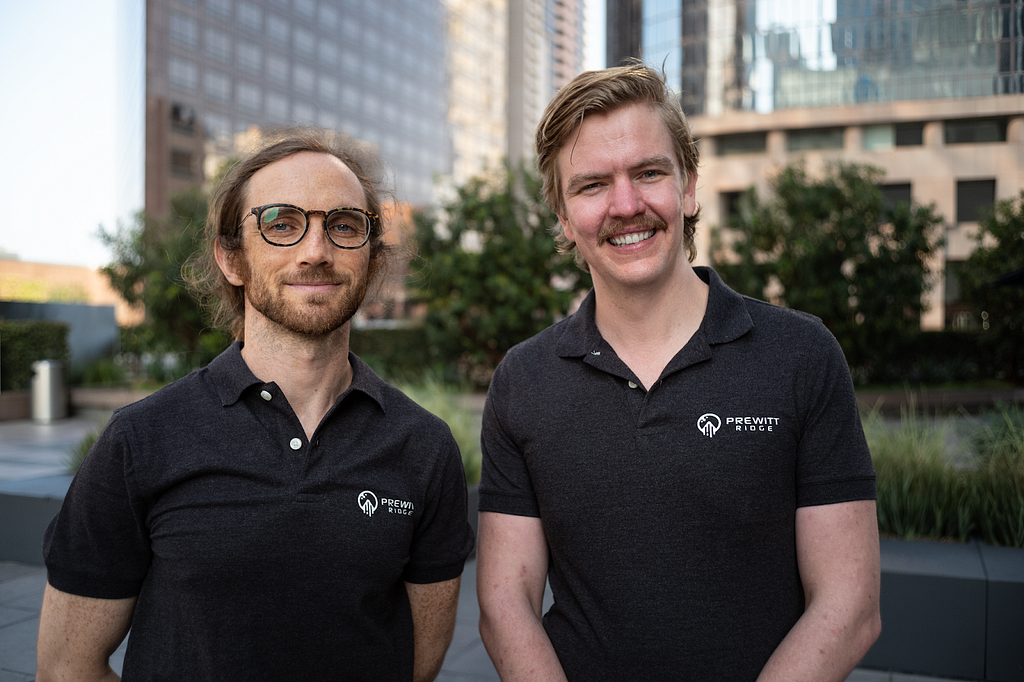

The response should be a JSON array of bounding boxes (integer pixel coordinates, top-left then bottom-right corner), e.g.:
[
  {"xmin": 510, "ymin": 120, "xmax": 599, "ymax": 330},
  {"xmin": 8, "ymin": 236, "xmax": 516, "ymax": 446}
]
[
  {"xmin": 477, "ymin": 352, "xmax": 542, "ymax": 518},
  {"xmin": 43, "ymin": 412, "xmax": 153, "ymax": 599},
  {"xmin": 793, "ymin": 321, "xmax": 877, "ymax": 508},
  {"xmin": 402, "ymin": 428, "xmax": 476, "ymax": 584}
]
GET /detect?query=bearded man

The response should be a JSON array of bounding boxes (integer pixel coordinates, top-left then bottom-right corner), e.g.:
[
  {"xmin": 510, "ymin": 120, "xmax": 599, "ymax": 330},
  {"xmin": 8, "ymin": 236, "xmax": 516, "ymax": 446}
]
[{"xmin": 37, "ymin": 129, "xmax": 474, "ymax": 682}]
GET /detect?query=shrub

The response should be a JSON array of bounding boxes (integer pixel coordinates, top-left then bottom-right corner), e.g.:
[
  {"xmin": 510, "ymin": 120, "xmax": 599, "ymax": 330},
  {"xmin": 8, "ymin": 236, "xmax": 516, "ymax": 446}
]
[
  {"xmin": 396, "ymin": 375, "xmax": 482, "ymax": 486},
  {"xmin": 865, "ymin": 402, "xmax": 1024, "ymax": 546},
  {"xmin": 0, "ymin": 319, "xmax": 70, "ymax": 391}
]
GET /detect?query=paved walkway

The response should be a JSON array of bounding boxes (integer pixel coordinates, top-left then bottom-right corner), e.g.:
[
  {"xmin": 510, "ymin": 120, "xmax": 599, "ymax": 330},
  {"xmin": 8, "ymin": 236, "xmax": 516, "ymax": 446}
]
[{"xmin": 0, "ymin": 415, "xmax": 979, "ymax": 681}]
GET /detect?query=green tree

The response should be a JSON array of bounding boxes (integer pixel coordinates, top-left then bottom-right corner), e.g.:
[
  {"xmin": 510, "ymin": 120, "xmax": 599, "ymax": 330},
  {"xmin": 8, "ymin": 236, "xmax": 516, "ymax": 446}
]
[
  {"xmin": 99, "ymin": 188, "xmax": 230, "ymax": 375},
  {"xmin": 409, "ymin": 163, "xmax": 592, "ymax": 386},
  {"xmin": 710, "ymin": 161, "xmax": 944, "ymax": 382},
  {"xmin": 958, "ymin": 190, "xmax": 1024, "ymax": 384}
]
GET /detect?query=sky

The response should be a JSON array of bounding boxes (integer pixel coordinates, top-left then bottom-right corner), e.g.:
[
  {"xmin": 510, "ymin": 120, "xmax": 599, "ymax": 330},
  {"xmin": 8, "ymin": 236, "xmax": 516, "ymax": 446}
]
[{"xmin": 0, "ymin": 0, "xmax": 605, "ymax": 270}]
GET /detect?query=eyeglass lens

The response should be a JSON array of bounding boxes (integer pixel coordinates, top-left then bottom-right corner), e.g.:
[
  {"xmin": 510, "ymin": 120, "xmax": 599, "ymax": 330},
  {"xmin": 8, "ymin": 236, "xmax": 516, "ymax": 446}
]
[{"xmin": 259, "ymin": 205, "xmax": 369, "ymax": 247}]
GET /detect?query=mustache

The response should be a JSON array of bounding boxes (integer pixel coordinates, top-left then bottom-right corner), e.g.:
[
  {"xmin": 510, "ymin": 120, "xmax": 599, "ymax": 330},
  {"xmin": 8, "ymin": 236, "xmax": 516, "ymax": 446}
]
[
  {"xmin": 597, "ymin": 214, "xmax": 668, "ymax": 243},
  {"xmin": 288, "ymin": 266, "xmax": 350, "ymax": 286}
]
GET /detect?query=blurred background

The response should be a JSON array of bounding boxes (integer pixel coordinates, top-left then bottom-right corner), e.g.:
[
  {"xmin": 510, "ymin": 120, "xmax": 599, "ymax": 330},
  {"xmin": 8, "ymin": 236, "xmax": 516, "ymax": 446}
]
[{"xmin": 0, "ymin": 0, "xmax": 1021, "ymax": 394}]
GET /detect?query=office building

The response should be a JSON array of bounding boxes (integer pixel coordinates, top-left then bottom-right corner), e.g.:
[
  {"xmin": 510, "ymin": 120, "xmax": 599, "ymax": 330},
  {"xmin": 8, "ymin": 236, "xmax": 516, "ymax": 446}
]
[
  {"xmin": 145, "ymin": 0, "xmax": 450, "ymax": 218},
  {"xmin": 607, "ymin": 0, "xmax": 1024, "ymax": 328}
]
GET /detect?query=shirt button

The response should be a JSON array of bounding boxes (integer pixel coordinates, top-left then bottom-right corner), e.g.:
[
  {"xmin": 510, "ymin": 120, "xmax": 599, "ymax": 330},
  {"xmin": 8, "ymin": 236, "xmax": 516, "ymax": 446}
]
[
  {"xmin": 260, "ymin": 390, "xmax": 272, "ymax": 401},
  {"xmin": 290, "ymin": 438, "xmax": 302, "ymax": 450},
  {"xmin": 627, "ymin": 381, "xmax": 638, "ymax": 389}
]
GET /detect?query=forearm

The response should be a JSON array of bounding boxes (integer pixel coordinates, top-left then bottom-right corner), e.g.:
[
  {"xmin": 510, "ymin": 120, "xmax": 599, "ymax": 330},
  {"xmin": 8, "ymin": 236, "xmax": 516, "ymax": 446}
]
[
  {"xmin": 755, "ymin": 598, "xmax": 881, "ymax": 682},
  {"xmin": 405, "ymin": 578, "xmax": 460, "ymax": 682},
  {"xmin": 479, "ymin": 602, "xmax": 568, "ymax": 682}
]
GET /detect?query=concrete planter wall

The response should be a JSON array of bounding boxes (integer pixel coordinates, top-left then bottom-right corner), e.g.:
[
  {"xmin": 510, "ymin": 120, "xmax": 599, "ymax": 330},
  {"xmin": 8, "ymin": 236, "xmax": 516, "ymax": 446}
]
[{"xmin": 862, "ymin": 537, "xmax": 1024, "ymax": 682}]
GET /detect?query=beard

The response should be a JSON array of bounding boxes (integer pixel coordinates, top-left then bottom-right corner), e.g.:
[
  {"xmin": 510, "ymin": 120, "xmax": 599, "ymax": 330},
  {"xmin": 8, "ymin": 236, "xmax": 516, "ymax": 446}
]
[{"xmin": 236, "ymin": 257, "xmax": 369, "ymax": 337}]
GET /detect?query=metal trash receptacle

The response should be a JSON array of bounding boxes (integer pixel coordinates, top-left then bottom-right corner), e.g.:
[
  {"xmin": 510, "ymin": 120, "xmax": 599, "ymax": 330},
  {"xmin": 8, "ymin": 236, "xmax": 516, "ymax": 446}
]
[{"xmin": 32, "ymin": 360, "xmax": 67, "ymax": 423}]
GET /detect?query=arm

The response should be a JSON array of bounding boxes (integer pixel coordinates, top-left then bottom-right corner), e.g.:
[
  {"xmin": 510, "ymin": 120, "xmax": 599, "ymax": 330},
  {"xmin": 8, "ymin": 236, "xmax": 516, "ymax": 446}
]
[
  {"xmin": 404, "ymin": 577, "xmax": 461, "ymax": 682},
  {"xmin": 476, "ymin": 511, "xmax": 567, "ymax": 682},
  {"xmin": 36, "ymin": 583, "xmax": 137, "ymax": 682},
  {"xmin": 756, "ymin": 500, "xmax": 882, "ymax": 682}
]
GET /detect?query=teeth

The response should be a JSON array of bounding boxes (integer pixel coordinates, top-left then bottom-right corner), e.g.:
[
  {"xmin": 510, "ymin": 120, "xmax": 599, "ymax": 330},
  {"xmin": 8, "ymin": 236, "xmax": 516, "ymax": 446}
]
[{"xmin": 609, "ymin": 230, "xmax": 654, "ymax": 246}]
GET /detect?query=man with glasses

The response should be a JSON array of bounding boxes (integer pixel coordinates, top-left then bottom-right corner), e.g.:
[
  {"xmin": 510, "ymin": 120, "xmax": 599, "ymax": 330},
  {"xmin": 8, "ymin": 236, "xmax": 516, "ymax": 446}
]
[{"xmin": 37, "ymin": 128, "xmax": 475, "ymax": 682}]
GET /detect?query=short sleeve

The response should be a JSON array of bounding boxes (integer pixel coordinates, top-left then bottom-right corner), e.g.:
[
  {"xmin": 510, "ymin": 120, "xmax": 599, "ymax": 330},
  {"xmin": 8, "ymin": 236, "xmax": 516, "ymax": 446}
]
[
  {"xmin": 478, "ymin": 353, "xmax": 542, "ymax": 518},
  {"xmin": 402, "ymin": 431, "xmax": 475, "ymax": 584},
  {"xmin": 793, "ymin": 322, "xmax": 876, "ymax": 508},
  {"xmin": 42, "ymin": 413, "xmax": 153, "ymax": 599}
]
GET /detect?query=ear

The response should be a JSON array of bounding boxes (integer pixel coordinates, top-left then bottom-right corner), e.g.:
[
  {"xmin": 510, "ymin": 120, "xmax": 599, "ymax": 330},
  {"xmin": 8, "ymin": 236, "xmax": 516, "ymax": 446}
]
[
  {"xmin": 682, "ymin": 172, "xmax": 698, "ymax": 217},
  {"xmin": 214, "ymin": 239, "xmax": 245, "ymax": 287},
  {"xmin": 556, "ymin": 212, "xmax": 577, "ymax": 244}
]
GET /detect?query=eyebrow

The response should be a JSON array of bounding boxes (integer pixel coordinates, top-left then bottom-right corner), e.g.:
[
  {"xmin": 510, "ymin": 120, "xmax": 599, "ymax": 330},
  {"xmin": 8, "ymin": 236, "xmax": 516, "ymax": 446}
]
[{"xmin": 564, "ymin": 155, "xmax": 677, "ymax": 196}]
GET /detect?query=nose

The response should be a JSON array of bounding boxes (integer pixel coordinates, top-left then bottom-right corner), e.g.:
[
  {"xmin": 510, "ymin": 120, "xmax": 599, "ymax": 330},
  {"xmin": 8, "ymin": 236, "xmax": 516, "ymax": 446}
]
[
  {"xmin": 296, "ymin": 215, "xmax": 334, "ymax": 265},
  {"xmin": 608, "ymin": 176, "xmax": 645, "ymax": 218}
]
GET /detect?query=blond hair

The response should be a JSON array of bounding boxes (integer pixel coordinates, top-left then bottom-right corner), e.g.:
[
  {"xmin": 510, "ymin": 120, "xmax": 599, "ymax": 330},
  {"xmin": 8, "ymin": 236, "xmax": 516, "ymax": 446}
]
[{"xmin": 535, "ymin": 62, "xmax": 701, "ymax": 268}]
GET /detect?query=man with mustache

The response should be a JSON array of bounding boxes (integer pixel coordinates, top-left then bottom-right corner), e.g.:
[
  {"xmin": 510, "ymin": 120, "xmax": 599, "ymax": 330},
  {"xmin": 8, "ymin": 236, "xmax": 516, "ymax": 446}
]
[
  {"xmin": 476, "ymin": 64, "xmax": 881, "ymax": 681},
  {"xmin": 37, "ymin": 129, "xmax": 475, "ymax": 682}
]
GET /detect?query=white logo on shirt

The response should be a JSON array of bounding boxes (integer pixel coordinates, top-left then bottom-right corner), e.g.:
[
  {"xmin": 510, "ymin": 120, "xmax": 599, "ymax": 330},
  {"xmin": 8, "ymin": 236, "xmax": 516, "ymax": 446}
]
[
  {"xmin": 698, "ymin": 413, "xmax": 722, "ymax": 438},
  {"xmin": 358, "ymin": 490, "xmax": 378, "ymax": 516}
]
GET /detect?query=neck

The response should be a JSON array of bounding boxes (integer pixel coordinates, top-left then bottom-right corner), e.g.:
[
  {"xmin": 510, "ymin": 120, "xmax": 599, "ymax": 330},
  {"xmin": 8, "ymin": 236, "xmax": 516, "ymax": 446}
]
[
  {"xmin": 592, "ymin": 265, "xmax": 709, "ymax": 389},
  {"xmin": 241, "ymin": 314, "xmax": 355, "ymax": 440}
]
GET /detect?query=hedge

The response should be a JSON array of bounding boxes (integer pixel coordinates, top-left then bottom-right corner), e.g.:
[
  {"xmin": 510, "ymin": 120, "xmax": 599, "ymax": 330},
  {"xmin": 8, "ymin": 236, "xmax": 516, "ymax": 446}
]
[{"xmin": 0, "ymin": 319, "xmax": 70, "ymax": 391}]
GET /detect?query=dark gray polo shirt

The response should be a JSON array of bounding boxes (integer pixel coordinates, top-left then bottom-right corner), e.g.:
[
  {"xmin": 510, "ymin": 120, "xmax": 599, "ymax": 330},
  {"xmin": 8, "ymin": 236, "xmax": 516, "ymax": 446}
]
[
  {"xmin": 44, "ymin": 342, "xmax": 474, "ymax": 681},
  {"xmin": 479, "ymin": 267, "xmax": 875, "ymax": 682}
]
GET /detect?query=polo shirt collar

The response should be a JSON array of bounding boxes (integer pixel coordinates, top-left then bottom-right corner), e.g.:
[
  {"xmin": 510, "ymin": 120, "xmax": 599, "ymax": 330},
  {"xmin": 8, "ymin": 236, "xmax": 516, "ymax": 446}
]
[
  {"xmin": 555, "ymin": 266, "xmax": 753, "ymax": 360},
  {"xmin": 208, "ymin": 340, "xmax": 387, "ymax": 412}
]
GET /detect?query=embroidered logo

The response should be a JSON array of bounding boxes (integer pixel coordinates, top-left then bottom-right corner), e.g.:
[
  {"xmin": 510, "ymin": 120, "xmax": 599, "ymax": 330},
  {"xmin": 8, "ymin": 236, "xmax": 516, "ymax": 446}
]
[
  {"xmin": 358, "ymin": 490, "xmax": 378, "ymax": 517},
  {"xmin": 697, "ymin": 413, "xmax": 722, "ymax": 438}
]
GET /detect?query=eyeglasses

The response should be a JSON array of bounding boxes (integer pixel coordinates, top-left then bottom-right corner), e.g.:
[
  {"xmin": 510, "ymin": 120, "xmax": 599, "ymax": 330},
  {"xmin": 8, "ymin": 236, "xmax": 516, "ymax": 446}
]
[{"xmin": 245, "ymin": 203, "xmax": 377, "ymax": 249}]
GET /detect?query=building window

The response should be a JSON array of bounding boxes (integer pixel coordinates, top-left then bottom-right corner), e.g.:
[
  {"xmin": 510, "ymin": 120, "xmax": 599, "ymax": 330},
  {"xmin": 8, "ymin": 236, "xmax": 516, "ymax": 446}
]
[
  {"xmin": 266, "ymin": 54, "xmax": 289, "ymax": 84},
  {"xmin": 169, "ymin": 12, "xmax": 198, "ymax": 49},
  {"xmin": 169, "ymin": 57, "xmax": 198, "ymax": 91},
  {"xmin": 318, "ymin": 4, "xmax": 339, "ymax": 30},
  {"xmin": 956, "ymin": 180, "xmax": 996, "ymax": 223},
  {"xmin": 237, "ymin": 43, "xmax": 261, "ymax": 73},
  {"xmin": 294, "ymin": 27, "xmax": 314, "ymax": 58},
  {"xmin": 203, "ymin": 112, "xmax": 231, "ymax": 141},
  {"xmin": 203, "ymin": 70, "xmax": 231, "ymax": 103},
  {"xmin": 171, "ymin": 149, "xmax": 195, "ymax": 178},
  {"xmin": 294, "ymin": 0, "xmax": 315, "ymax": 19},
  {"xmin": 879, "ymin": 184, "xmax": 912, "ymax": 217},
  {"xmin": 266, "ymin": 91, "xmax": 289, "ymax": 121},
  {"xmin": 237, "ymin": 81, "xmax": 261, "ymax": 111},
  {"xmin": 319, "ymin": 75, "xmax": 339, "ymax": 103},
  {"xmin": 318, "ymin": 43, "xmax": 338, "ymax": 67},
  {"xmin": 294, "ymin": 64, "xmax": 315, "ymax": 94},
  {"xmin": 267, "ymin": 14, "xmax": 290, "ymax": 46},
  {"xmin": 170, "ymin": 103, "xmax": 197, "ymax": 134},
  {"xmin": 945, "ymin": 119, "xmax": 1007, "ymax": 145},
  {"xmin": 237, "ymin": 1, "xmax": 261, "ymax": 32},
  {"xmin": 786, "ymin": 127, "xmax": 844, "ymax": 152},
  {"xmin": 206, "ymin": 0, "xmax": 231, "ymax": 20},
  {"xmin": 205, "ymin": 27, "xmax": 232, "ymax": 62},
  {"xmin": 862, "ymin": 125, "xmax": 893, "ymax": 151},
  {"xmin": 293, "ymin": 101, "xmax": 316, "ymax": 124},
  {"xmin": 721, "ymin": 191, "xmax": 744, "ymax": 224},
  {"xmin": 894, "ymin": 123, "xmax": 924, "ymax": 146}
]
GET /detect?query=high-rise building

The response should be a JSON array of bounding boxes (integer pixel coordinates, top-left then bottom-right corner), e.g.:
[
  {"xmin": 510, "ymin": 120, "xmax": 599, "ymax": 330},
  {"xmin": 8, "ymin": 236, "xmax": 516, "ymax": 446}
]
[
  {"xmin": 145, "ymin": 0, "xmax": 450, "ymax": 218},
  {"xmin": 446, "ymin": 0, "xmax": 585, "ymax": 184},
  {"xmin": 606, "ymin": 0, "xmax": 1024, "ymax": 328}
]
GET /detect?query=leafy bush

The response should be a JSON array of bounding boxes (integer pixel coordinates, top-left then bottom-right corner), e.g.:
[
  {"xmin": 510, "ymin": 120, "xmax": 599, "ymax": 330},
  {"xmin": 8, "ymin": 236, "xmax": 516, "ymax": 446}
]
[
  {"xmin": 65, "ymin": 427, "xmax": 102, "ymax": 474},
  {"xmin": 865, "ymin": 402, "xmax": 1024, "ymax": 546},
  {"xmin": 396, "ymin": 376, "xmax": 482, "ymax": 485},
  {"xmin": 0, "ymin": 319, "xmax": 70, "ymax": 391}
]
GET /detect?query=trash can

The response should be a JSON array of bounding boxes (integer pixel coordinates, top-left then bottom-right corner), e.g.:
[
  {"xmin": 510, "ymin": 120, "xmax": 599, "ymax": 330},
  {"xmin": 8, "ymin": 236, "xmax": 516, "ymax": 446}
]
[{"xmin": 31, "ymin": 360, "xmax": 67, "ymax": 423}]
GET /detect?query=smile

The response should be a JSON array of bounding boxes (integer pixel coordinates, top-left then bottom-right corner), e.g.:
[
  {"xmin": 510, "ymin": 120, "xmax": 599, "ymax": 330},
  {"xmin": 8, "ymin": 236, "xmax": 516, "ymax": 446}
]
[{"xmin": 608, "ymin": 230, "xmax": 655, "ymax": 247}]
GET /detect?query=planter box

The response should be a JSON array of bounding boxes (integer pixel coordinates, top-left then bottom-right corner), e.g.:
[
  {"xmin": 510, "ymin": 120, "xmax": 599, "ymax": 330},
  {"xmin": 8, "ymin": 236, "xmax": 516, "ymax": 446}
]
[
  {"xmin": 861, "ymin": 537, "xmax": 1024, "ymax": 682},
  {"xmin": 0, "ymin": 476, "xmax": 71, "ymax": 565}
]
